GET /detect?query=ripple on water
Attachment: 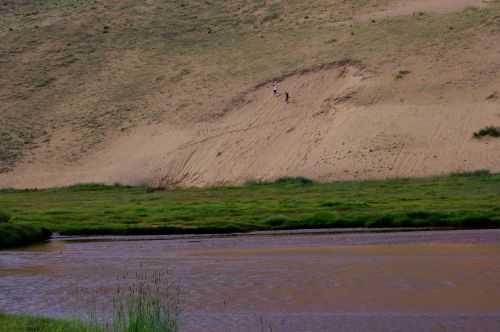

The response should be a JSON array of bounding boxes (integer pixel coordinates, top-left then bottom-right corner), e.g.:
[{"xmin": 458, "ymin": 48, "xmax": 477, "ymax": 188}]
[{"xmin": 1, "ymin": 230, "xmax": 500, "ymax": 332}]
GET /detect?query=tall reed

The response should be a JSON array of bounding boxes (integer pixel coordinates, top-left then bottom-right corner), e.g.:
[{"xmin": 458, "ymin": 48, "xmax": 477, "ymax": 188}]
[{"xmin": 107, "ymin": 271, "xmax": 180, "ymax": 332}]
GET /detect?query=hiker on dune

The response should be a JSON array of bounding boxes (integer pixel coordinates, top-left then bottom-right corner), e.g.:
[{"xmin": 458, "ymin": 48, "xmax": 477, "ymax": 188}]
[
  {"xmin": 285, "ymin": 91, "xmax": 289, "ymax": 104},
  {"xmin": 273, "ymin": 81, "xmax": 279, "ymax": 96}
]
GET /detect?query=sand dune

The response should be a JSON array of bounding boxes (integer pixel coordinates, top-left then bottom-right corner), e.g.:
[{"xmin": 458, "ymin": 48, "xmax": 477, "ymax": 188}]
[{"xmin": 1, "ymin": 0, "xmax": 499, "ymax": 188}]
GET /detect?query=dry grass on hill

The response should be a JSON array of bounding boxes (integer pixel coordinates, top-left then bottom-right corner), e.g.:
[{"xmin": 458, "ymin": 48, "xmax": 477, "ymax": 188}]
[{"xmin": 1, "ymin": 0, "xmax": 499, "ymax": 188}]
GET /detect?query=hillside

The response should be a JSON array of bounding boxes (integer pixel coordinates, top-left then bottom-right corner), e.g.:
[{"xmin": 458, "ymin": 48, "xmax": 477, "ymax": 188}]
[{"xmin": 1, "ymin": 0, "xmax": 499, "ymax": 188}]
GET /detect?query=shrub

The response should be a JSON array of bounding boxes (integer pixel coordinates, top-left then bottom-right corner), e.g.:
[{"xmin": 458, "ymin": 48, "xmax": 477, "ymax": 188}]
[
  {"xmin": 303, "ymin": 212, "xmax": 336, "ymax": 227},
  {"xmin": 364, "ymin": 215, "xmax": 396, "ymax": 227},
  {"xmin": 273, "ymin": 176, "xmax": 315, "ymax": 186},
  {"xmin": 473, "ymin": 126, "xmax": 500, "ymax": 139},
  {"xmin": 263, "ymin": 215, "xmax": 291, "ymax": 227},
  {"xmin": 450, "ymin": 170, "xmax": 491, "ymax": 177},
  {"xmin": 395, "ymin": 70, "xmax": 411, "ymax": 79},
  {"xmin": 454, "ymin": 215, "xmax": 499, "ymax": 229},
  {"xmin": 0, "ymin": 224, "xmax": 51, "ymax": 249},
  {"xmin": 0, "ymin": 210, "xmax": 10, "ymax": 223},
  {"xmin": 320, "ymin": 201, "xmax": 369, "ymax": 210},
  {"xmin": 245, "ymin": 176, "xmax": 315, "ymax": 186},
  {"xmin": 320, "ymin": 201, "xmax": 342, "ymax": 208}
]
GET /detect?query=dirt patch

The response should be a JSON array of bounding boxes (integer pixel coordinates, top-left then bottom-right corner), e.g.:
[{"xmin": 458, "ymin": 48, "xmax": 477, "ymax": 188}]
[{"xmin": 357, "ymin": 0, "xmax": 489, "ymax": 21}]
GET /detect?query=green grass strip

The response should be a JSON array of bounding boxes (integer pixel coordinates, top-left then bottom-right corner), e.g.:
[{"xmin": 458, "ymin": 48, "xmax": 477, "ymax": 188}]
[{"xmin": 0, "ymin": 172, "xmax": 499, "ymax": 236}]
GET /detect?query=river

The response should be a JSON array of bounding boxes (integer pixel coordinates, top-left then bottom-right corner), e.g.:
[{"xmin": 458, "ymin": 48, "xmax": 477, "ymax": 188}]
[{"xmin": 1, "ymin": 229, "xmax": 500, "ymax": 331}]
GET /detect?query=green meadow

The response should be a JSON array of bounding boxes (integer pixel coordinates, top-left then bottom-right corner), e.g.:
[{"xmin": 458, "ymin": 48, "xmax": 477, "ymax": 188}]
[{"xmin": 1, "ymin": 172, "xmax": 499, "ymax": 239}]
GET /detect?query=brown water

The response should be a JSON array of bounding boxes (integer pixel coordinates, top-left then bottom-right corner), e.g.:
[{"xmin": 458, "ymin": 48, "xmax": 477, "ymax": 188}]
[{"xmin": 1, "ymin": 230, "xmax": 500, "ymax": 332}]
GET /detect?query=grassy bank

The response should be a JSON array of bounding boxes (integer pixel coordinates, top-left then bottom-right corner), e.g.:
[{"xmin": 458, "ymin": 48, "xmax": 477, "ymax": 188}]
[
  {"xmin": 0, "ymin": 223, "xmax": 52, "ymax": 249},
  {"xmin": 0, "ymin": 209, "xmax": 51, "ymax": 249},
  {"xmin": 0, "ymin": 293, "xmax": 176, "ymax": 332},
  {"xmin": 0, "ymin": 172, "xmax": 499, "ymax": 236},
  {"xmin": 0, "ymin": 313, "xmax": 101, "ymax": 332},
  {"xmin": 0, "ymin": 270, "xmax": 178, "ymax": 332}
]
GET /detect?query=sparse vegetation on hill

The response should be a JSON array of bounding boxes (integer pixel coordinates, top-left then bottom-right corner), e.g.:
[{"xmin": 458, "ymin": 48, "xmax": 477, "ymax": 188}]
[
  {"xmin": 0, "ymin": 173, "xmax": 498, "ymax": 236},
  {"xmin": 0, "ymin": 0, "xmax": 397, "ymax": 172},
  {"xmin": 473, "ymin": 126, "xmax": 500, "ymax": 139},
  {"xmin": 1, "ymin": 0, "xmax": 500, "ymax": 187}
]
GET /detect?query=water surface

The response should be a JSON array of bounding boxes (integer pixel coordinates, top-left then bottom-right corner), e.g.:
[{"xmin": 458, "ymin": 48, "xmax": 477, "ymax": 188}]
[{"xmin": 1, "ymin": 230, "xmax": 500, "ymax": 331}]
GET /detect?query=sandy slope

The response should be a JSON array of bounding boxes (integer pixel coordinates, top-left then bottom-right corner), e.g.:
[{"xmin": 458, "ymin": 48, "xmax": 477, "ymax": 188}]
[
  {"xmin": 1, "ymin": 0, "xmax": 499, "ymax": 188},
  {"xmin": 4, "ymin": 57, "xmax": 499, "ymax": 188},
  {"xmin": 362, "ymin": 0, "xmax": 491, "ymax": 19}
]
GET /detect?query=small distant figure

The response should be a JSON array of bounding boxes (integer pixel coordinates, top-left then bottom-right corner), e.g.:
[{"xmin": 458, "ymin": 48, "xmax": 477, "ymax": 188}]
[
  {"xmin": 285, "ymin": 91, "xmax": 289, "ymax": 104},
  {"xmin": 272, "ymin": 81, "xmax": 279, "ymax": 96}
]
